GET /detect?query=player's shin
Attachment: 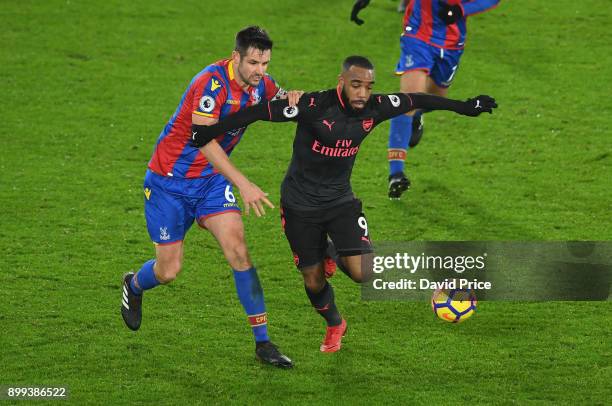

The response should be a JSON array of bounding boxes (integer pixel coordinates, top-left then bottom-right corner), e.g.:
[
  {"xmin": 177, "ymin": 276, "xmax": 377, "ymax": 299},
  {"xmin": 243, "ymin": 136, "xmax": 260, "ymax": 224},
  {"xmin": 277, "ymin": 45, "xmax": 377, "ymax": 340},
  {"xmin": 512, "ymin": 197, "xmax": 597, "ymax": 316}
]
[
  {"xmin": 305, "ymin": 282, "xmax": 342, "ymax": 327},
  {"xmin": 387, "ymin": 114, "xmax": 413, "ymax": 176},
  {"xmin": 130, "ymin": 259, "xmax": 160, "ymax": 295},
  {"xmin": 409, "ymin": 110, "xmax": 425, "ymax": 147},
  {"xmin": 233, "ymin": 267, "xmax": 270, "ymax": 342}
]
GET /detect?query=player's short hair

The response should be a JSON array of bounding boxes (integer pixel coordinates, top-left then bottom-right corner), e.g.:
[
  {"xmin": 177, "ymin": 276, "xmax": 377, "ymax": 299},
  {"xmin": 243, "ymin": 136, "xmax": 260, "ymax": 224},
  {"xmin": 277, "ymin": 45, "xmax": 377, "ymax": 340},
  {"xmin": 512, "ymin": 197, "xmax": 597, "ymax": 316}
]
[
  {"xmin": 342, "ymin": 55, "xmax": 374, "ymax": 72},
  {"xmin": 235, "ymin": 26, "xmax": 273, "ymax": 56}
]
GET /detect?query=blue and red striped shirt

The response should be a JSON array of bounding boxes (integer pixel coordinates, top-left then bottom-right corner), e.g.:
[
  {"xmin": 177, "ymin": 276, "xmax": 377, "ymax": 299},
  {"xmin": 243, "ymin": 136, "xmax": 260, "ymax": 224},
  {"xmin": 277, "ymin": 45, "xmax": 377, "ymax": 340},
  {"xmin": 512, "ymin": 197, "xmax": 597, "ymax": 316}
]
[
  {"xmin": 402, "ymin": 0, "xmax": 500, "ymax": 49},
  {"xmin": 149, "ymin": 59, "xmax": 282, "ymax": 179}
]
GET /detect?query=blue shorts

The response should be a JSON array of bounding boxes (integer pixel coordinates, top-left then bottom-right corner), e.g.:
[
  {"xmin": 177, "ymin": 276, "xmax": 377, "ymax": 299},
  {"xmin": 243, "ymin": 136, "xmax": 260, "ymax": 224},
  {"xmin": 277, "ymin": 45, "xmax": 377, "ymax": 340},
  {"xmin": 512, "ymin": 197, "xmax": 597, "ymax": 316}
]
[
  {"xmin": 143, "ymin": 170, "xmax": 241, "ymax": 245},
  {"xmin": 395, "ymin": 36, "xmax": 464, "ymax": 88}
]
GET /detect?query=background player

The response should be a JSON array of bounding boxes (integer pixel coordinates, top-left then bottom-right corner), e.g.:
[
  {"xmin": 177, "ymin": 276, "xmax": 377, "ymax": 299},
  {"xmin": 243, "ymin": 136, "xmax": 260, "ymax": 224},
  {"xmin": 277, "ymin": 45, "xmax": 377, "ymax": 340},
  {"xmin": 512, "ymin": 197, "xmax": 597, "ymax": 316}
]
[
  {"xmin": 351, "ymin": 0, "xmax": 500, "ymax": 198},
  {"xmin": 190, "ymin": 56, "xmax": 496, "ymax": 353},
  {"xmin": 121, "ymin": 26, "xmax": 300, "ymax": 368}
]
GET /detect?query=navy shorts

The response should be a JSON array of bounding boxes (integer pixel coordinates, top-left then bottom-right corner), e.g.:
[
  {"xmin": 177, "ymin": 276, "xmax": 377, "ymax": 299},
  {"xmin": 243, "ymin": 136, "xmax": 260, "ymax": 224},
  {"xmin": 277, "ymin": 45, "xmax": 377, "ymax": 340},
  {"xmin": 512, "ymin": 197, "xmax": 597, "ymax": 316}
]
[
  {"xmin": 395, "ymin": 35, "xmax": 464, "ymax": 88},
  {"xmin": 143, "ymin": 170, "xmax": 240, "ymax": 245}
]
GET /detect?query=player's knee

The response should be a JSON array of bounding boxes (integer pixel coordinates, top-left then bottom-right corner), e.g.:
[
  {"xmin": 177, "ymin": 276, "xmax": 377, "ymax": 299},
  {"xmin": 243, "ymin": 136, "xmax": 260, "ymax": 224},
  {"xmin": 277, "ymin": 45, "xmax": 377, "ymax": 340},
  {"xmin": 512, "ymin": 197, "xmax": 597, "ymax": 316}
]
[
  {"xmin": 155, "ymin": 260, "xmax": 182, "ymax": 284},
  {"xmin": 350, "ymin": 269, "xmax": 374, "ymax": 284},
  {"xmin": 303, "ymin": 277, "xmax": 325, "ymax": 293},
  {"xmin": 223, "ymin": 237, "xmax": 251, "ymax": 270},
  {"xmin": 343, "ymin": 265, "xmax": 366, "ymax": 284},
  {"xmin": 343, "ymin": 256, "xmax": 374, "ymax": 284},
  {"xmin": 360, "ymin": 255, "xmax": 375, "ymax": 283},
  {"xmin": 349, "ymin": 270, "xmax": 364, "ymax": 283},
  {"xmin": 301, "ymin": 266, "xmax": 326, "ymax": 292}
]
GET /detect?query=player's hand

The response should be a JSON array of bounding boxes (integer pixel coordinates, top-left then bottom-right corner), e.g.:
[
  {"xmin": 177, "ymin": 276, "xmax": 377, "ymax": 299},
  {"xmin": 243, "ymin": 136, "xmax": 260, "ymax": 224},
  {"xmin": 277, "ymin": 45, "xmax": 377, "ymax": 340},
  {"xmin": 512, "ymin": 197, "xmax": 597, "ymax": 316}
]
[
  {"xmin": 350, "ymin": 0, "xmax": 370, "ymax": 25},
  {"xmin": 438, "ymin": 1, "xmax": 463, "ymax": 25},
  {"xmin": 239, "ymin": 182, "xmax": 275, "ymax": 217},
  {"xmin": 461, "ymin": 95, "xmax": 497, "ymax": 116},
  {"xmin": 286, "ymin": 90, "xmax": 304, "ymax": 107}
]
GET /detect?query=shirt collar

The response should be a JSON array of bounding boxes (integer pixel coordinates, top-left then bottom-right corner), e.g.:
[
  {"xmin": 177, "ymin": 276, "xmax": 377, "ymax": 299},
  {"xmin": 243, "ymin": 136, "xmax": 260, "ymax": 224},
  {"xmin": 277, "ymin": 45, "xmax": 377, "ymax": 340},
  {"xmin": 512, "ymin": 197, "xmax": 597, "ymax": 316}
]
[
  {"xmin": 227, "ymin": 59, "xmax": 253, "ymax": 95},
  {"xmin": 336, "ymin": 84, "xmax": 364, "ymax": 116}
]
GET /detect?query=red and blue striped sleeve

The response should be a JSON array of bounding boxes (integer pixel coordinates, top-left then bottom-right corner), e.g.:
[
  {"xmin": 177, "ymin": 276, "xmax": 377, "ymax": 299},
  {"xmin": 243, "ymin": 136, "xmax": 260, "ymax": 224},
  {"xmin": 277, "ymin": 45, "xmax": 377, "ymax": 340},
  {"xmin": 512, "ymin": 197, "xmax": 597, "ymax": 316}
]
[
  {"xmin": 191, "ymin": 73, "xmax": 227, "ymax": 120},
  {"xmin": 460, "ymin": 0, "xmax": 500, "ymax": 17},
  {"xmin": 262, "ymin": 74, "xmax": 286, "ymax": 101}
]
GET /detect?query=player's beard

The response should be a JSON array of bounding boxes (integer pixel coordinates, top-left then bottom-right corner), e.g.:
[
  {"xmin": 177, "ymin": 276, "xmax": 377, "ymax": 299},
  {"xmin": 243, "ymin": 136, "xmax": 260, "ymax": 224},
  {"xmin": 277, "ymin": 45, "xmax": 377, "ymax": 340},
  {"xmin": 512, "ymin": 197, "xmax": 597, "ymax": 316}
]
[
  {"xmin": 247, "ymin": 74, "xmax": 262, "ymax": 86},
  {"xmin": 342, "ymin": 87, "xmax": 367, "ymax": 111},
  {"xmin": 237, "ymin": 64, "xmax": 262, "ymax": 87},
  {"xmin": 351, "ymin": 99, "xmax": 366, "ymax": 110}
]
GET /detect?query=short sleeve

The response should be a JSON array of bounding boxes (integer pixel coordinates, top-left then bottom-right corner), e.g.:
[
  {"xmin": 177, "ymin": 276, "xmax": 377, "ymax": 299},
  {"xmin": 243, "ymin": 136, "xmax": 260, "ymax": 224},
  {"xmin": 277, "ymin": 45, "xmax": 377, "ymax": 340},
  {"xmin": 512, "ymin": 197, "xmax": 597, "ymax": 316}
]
[
  {"xmin": 192, "ymin": 74, "xmax": 227, "ymax": 119},
  {"xmin": 373, "ymin": 93, "xmax": 415, "ymax": 122}
]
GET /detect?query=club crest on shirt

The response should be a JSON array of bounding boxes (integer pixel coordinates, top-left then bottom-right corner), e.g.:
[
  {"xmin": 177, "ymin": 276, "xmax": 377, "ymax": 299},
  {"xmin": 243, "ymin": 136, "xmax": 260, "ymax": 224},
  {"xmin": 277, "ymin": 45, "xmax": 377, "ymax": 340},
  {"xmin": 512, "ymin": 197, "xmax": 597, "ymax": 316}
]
[
  {"xmin": 199, "ymin": 96, "xmax": 215, "ymax": 113},
  {"xmin": 362, "ymin": 118, "xmax": 374, "ymax": 132},
  {"xmin": 251, "ymin": 89, "xmax": 261, "ymax": 105}
]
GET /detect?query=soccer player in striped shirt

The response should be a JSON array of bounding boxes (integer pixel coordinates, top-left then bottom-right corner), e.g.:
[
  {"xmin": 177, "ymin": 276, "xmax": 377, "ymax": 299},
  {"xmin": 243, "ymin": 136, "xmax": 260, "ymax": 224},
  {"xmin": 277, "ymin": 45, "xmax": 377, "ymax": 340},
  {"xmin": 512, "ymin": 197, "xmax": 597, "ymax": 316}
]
[
  {"xmin": 351, "ymin": 0, "xmax": 500, "ymax": 198},
  {"xmin": 121, "ymin": 26, "xmax": 299, "ymax": 368}
]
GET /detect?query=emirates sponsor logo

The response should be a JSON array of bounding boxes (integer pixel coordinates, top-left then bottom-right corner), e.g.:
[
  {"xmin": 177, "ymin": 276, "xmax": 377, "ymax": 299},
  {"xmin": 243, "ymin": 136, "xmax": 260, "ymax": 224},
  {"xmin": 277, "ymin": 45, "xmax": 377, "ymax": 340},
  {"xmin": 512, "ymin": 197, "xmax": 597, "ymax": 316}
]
[{"xmin": 312, "ymin": 139, "xmax": 359, "ymax": 157}]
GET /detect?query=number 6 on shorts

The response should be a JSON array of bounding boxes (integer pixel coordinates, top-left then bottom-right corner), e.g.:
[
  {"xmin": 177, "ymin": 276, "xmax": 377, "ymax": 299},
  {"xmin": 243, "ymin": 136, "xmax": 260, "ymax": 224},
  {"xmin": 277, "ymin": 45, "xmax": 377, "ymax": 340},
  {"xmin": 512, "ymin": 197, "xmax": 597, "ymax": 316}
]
[{"xmin": 224, "ymin": 185, "xmax": 236, "ymax": 203}]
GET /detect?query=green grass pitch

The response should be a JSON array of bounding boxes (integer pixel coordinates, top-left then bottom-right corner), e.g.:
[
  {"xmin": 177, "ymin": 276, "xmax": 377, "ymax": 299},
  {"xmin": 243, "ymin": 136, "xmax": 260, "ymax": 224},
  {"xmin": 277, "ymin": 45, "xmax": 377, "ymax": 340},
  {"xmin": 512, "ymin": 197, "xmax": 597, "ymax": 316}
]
[{"xmin": 1, "ymin": 0, "xmax": 610, "ymax": 404}]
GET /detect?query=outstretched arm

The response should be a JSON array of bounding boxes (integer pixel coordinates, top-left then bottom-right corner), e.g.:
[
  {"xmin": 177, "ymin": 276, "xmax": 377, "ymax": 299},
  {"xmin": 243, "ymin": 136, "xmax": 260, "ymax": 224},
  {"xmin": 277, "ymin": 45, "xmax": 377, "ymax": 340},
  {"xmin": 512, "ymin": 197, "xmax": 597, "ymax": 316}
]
[
  {"xmin": 410, "ymin": 93, "xmax": 497, "ymax": 116},
  {"xmin": 191, "ymin": 93, "xmax": 313, "ymax": 148},
  {"xmin": 191, "ymin": 104, "xmax": 263, "ymax": 148},
  {"xmin": 376, "ymin": 93, "xmax": 497, "ymax": 122}
]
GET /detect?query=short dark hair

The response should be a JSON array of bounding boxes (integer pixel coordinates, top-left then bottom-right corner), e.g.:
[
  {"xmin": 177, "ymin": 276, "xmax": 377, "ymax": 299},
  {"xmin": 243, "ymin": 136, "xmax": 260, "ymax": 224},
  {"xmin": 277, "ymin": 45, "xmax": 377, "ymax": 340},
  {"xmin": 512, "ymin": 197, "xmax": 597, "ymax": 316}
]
[
  {"xmin": 342, "ymin": 55, "xmax": 374, "ymax": 72},
  {"xmin": 235, "ymin": 26, "xmax": 273, "ymax": 56}
]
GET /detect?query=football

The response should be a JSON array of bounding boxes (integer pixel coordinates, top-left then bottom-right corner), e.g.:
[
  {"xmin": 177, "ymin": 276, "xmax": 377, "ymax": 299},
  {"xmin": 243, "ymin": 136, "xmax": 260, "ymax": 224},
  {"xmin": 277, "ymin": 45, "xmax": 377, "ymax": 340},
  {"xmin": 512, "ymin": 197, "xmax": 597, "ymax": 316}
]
[{"xmin": 431, "ymin": 288, "xmax": 477, "ymax": 323}]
